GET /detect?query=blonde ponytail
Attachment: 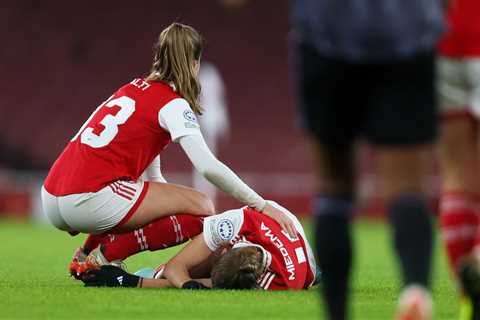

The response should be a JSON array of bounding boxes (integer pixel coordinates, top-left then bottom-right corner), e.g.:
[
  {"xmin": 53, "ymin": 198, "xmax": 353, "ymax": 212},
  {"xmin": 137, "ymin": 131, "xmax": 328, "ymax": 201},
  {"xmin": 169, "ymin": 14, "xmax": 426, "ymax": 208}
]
[{"xmin": 146, "ymin": 23, "xmax": 204, "ymax": 114}]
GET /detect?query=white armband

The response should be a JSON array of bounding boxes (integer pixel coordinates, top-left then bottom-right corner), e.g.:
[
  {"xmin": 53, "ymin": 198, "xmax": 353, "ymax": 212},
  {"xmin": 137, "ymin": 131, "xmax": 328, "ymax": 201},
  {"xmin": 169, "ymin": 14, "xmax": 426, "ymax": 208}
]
[{"xmin": 203, "ymin": 209, "xmax": 244, "ymax": 251}]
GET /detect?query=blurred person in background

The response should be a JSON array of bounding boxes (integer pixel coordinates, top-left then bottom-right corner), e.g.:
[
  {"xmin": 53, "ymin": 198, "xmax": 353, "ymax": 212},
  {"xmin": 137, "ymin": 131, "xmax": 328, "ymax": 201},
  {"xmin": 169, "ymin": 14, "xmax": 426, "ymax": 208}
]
[
  {"xmin": 436, "ymin": 0, "xmax": 480, "ymax": 318},
  {"xmin": 289, "ymin": 1, "xmax": 444, "ymax": 319},
  {"xmin": 193, "ymin": 62, "xmax": 230, "ymax": 208},
  {"xmin": 41, "ymin": 22, "xmax": 296, "ymax": 274}
]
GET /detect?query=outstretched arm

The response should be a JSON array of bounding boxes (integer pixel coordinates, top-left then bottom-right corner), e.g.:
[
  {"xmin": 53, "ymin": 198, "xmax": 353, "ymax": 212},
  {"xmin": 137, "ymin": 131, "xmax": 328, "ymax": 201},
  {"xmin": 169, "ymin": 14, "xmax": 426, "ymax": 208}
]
[
  {"xmin": 163, "ymin": 234, "xmax": 214, "ymax": 288},
  {"xmin": 81, "ymin": 265, "xmax": 210, "ymax": 289},
  {"xmin": 140, "ymin": 277, "xmax": 211, "ymax": 289}
]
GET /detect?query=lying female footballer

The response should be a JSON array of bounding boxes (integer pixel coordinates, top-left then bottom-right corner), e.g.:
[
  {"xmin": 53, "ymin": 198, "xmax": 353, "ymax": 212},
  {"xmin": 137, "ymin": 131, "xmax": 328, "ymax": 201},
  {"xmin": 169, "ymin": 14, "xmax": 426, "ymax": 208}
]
[
  {"xmin": 41, "ymin": 22, "xmax": 295, "ymax": 254},
  {"xmin": 81, "ymin": 201, "xmax": 318, "ymax": 290}
]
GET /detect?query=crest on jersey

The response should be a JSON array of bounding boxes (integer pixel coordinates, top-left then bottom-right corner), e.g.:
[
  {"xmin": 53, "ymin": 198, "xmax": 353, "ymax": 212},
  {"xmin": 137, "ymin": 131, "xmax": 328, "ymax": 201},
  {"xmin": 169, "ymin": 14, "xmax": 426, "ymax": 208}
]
[
  {"xmin": 183, "ymin": 110, "xmax": 198, "ymax": 123},
  {"xmin": 217, "ymin": 219, "xmax": 234, "ymax": 240}
]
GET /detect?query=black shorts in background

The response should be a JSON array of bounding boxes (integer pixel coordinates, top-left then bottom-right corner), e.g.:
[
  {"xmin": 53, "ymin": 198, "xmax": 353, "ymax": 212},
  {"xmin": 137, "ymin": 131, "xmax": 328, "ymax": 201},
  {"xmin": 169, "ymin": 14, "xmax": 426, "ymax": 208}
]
[{"xmin": 293, "ymin": 42, "xmax": 438, "ymax": 147}]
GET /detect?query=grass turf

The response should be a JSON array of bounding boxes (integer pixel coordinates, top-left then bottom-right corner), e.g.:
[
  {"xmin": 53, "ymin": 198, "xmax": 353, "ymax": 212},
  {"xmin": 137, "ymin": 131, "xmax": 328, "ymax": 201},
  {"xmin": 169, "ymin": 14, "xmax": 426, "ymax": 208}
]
[{"xmin": 0, "ymin": 219, "xmax": 457, "ymax": 319}]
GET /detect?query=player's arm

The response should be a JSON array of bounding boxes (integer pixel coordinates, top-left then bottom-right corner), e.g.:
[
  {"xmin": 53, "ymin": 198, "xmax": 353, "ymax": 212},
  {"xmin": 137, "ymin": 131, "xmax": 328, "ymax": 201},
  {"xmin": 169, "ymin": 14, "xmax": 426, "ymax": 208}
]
[
  {"xmin": 162, "ymin": 209, "xmax": 245, "ymax": 288},
  {"xmin": 81, "ymin": 265, "xmax": 210, "ymax": 289},
  {"xmin": 162, "ymin": 234, "xmax": 214, "ymax": 289},
  {"xmin": 159, "ymin": 98, "xmax": 296, "ymax": 237},
  {"xmin": 141, "ymin": 277, "xmax": 211, "ymax": 288},
  {"xmin": 179, "ymin": 136, "xmax": 296, "ymax": 237},
  {"xmin": 141, "ymin": 155, "xmax": 167, "ymax": 183}
]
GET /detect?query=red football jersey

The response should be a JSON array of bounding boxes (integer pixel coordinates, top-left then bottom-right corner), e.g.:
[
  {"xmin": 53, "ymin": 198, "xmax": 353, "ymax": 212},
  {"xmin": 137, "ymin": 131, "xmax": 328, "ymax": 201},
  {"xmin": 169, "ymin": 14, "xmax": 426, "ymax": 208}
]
[
  {"xmin": 438, "ymin": 0, "xmax": 480, "ymax": 57},
  {"xmin": 203, "ymin": 205, "xmax": 316, "ymax": 290},
  {"xmin": 44, "ymin": 79, "xmax": 199, "ymax": 196}
]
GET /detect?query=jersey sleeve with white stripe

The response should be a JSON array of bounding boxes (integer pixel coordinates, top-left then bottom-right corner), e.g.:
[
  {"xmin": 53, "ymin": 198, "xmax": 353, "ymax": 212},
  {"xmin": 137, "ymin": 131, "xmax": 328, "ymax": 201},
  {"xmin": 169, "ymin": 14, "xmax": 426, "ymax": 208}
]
[
  {"xmin": 158, "ymin": 98, "xmax": 202, "ymax": 142},
  {"xmin": 202, "ymin": 209, "xmax": 245, "ymax": 251}
]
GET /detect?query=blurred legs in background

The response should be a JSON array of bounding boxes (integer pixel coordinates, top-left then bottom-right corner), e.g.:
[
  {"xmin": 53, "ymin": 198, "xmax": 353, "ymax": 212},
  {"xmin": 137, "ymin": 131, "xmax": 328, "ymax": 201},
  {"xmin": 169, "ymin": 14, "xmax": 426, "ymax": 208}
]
[
  {"xmin": 312, "ymin": 142, "xmax": 434, "ymax": 320},
  {"xmin": 377, "ymin": 147, "xmax": 434, "ymax": 320},
  {"xmin": 295, "ymin": 38, "xmax": 436, "ymax": 319},
  {"xmin": 437, "ymin": 57, "xmax": 480, "ymax": 320}
]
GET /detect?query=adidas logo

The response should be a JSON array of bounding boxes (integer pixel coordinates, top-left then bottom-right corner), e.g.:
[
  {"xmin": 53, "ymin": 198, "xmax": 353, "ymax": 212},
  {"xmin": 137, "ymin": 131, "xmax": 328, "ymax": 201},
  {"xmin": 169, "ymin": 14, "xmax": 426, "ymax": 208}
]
[{"xmin": 117, "ymin": 276, "xmax": 123, "ymax": 285}]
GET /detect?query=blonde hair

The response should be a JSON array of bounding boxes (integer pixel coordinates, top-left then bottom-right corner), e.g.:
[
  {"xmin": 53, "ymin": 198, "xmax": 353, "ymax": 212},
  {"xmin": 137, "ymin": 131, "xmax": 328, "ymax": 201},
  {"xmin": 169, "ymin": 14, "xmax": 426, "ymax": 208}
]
[
  {"xmin": 146, "ymin": 23, "xmax": 204, "ymax": 114},
  {"xmin": 211, "ymin": 247, "xmax": 264, "ymax": 289}
]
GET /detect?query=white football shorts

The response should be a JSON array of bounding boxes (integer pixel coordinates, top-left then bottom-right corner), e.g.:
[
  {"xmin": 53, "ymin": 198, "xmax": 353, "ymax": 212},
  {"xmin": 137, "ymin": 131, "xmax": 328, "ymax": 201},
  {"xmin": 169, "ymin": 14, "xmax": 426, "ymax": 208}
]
[
  {"xmin": 437, "ymin": 56, "xmax": 480, "ymax": 118},
  {"xmin": 41, "ymin": 180, "xmax": 149, "ymax": 234}
]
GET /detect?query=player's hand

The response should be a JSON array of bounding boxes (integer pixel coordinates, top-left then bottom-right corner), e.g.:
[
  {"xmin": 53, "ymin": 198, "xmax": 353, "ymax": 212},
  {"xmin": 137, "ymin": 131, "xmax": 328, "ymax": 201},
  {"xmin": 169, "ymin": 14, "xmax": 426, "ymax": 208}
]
[
  {"xmin": 262, "ymin": 203, "xmax": 297, "ymax": 238},
  {"xmin": 181, "ymin": 280, "xmax": 210, "ymax": 290},
  {"xmin": 82, "ymin": 265, "xmax": 140, "ymax": 288}
]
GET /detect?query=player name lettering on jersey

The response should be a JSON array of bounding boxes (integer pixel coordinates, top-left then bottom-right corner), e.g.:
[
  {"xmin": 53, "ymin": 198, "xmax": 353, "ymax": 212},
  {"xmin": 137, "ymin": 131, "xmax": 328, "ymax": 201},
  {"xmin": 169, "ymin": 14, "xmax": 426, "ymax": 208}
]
[
  {"xmin": 130, "ymin": 78, "xmax": 151, "ymax": 91},
  {"xmin": 260, "ymin": 222, "xmax": 296, "ymax": 281}
]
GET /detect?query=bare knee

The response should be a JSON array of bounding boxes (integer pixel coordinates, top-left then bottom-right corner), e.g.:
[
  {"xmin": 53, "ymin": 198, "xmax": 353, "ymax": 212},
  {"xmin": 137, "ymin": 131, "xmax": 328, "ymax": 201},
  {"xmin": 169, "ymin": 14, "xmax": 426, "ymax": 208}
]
[
  {"xmin": 195, "ymin": 191, "xmax": 215, "ymax": 215},
  {"xmin": 438, "ymin": 118, "xmax": 479, "ymax": 191}
]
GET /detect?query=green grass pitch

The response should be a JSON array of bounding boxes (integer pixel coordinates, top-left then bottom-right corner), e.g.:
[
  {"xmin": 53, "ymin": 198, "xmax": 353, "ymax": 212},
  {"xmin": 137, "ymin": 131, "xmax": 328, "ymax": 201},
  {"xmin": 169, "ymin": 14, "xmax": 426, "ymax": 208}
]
[{"xmin": 0, "ymin": 219, "xmax": 457, "ymax": 319}]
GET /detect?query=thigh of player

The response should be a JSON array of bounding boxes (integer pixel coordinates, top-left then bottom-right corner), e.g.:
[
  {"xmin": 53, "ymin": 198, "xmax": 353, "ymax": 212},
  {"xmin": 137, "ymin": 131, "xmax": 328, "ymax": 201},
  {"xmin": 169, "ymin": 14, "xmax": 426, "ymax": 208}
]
[
  {"xmin": 54, "ymin": 180, "xmax": 149, "ymax": 234},
  {"xmin": 292, "ymin": 41, "xmax": 367, "ymax": 193},
  {"xmin": 437, "ymin": 56, "xmax": 470, "ymax": 118},
  {"xmin": 364, "ymin": 52, "xmax": 437, "ymax": 199},
  {"xmin": 437, "ymin": 57, "xmax": 480, "ymax": 191},
  {"xmin": 45, "ymin": 179, "xmax": 213, "ymax": 234}
]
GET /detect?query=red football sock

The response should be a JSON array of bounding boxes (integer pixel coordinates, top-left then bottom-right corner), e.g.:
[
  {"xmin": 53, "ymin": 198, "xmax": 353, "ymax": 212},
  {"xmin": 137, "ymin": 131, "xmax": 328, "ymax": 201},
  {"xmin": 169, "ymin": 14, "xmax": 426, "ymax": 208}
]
[
  {"xmin": 439, "ymin": 192, "xmax": 479, "ymax": 272},
  {"xmin": 102, "ymin": 215, "xmax": 204, "ymax": 261},
  {"xmin": 83, "ymin": 234, "xmax": 109, "ymax": 254}
]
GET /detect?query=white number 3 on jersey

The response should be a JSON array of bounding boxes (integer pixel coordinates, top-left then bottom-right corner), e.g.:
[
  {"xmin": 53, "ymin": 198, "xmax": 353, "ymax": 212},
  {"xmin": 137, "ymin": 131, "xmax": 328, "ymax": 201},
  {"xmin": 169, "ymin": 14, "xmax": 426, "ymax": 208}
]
[{"xmin": 71, "ymin": 96, "xmax": 136, "ymax": 148}]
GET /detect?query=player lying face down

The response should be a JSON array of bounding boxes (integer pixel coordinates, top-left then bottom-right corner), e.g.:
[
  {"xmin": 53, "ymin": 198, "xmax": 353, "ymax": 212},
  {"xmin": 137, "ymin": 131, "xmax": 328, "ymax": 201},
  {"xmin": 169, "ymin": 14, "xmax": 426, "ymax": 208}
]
[{"xmin": 81, "ymin": 201, "xmax": 318, "ymax": 290}]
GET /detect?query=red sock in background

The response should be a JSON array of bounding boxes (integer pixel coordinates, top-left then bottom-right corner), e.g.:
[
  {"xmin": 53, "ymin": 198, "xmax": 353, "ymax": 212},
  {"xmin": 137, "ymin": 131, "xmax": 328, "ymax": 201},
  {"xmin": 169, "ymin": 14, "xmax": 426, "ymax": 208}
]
[
  {"xmin": 440, "ymin": 192, "xmax": 479, "ymax": 273},
  {"xmin": 102, "ymin": 215, "xmax": 204, "ymax": 261}
]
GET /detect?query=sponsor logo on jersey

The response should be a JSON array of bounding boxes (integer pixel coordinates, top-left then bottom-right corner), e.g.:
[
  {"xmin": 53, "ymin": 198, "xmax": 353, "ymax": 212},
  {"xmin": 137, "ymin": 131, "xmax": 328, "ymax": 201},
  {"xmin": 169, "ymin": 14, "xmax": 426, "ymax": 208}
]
[
  {"xmin": 183, "ymin": 110, "xmax": 198, "ymax": 123},
  {"xmin": 260, "ymin": 222, "xmax": 296, "ymax": 281},
  {"xmin": 217, "ymin": 219, "xmax": 234, "ymax": 241}
]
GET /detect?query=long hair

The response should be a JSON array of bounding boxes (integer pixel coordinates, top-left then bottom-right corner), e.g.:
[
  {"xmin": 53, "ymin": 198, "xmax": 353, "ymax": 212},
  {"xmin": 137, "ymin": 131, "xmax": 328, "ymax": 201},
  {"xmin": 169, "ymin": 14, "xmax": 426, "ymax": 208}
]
[
  {"xmin": 211, "ymin": 247, "xmax": 264, "ymax": 289},
  {"xmin": 146, "ymin": 23, "xmax": 204, "ymax": 114}
]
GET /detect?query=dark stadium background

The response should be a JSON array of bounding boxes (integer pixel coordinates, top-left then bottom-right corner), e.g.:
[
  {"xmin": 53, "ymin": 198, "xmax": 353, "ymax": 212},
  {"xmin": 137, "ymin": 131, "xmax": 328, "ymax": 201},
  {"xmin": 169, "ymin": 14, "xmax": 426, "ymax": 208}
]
[{"xmin": 0, "ymin": 0, "xmax": 438, "ymax": 219}]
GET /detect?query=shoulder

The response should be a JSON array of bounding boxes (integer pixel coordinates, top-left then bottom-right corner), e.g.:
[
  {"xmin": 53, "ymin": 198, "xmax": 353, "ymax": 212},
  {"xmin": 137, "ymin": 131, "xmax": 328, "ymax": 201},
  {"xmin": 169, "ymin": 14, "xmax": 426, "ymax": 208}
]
[
  {"xmin": 161, "ymin": 97, "xmax": 191, "ymax": 112},
  {"xmin": 149, "ymin": 81, "xmax": 181, "ymax": 101},
  {"xmin": 203, "ymin": 209, "xmax": 245, "ymax": 250},
  {"xmin": 158, "ymin": 98, "xmax": 199, "ymax": 127}
]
